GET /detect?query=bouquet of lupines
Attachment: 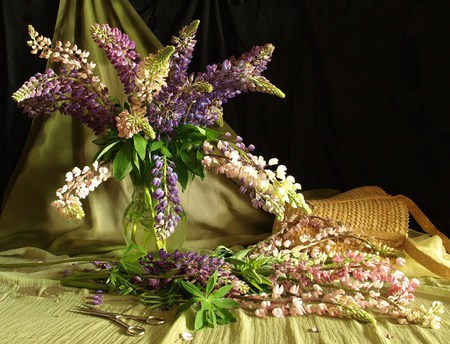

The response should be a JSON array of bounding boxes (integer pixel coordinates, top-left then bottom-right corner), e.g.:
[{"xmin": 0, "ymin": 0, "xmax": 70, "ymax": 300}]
[{"xmin": 12, "ymin": 20, "xmax": 310, "ymax": 247}]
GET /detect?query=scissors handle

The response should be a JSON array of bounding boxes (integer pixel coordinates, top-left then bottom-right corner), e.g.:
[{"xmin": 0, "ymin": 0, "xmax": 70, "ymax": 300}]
[
  {"xmin": 123, "ymin": 314, "xmax": 165, "ymax": 325},
  {"xmin": 81, "ymin": 305, "xmax": 165, "ymax": 325},
  {"xmin": 110, "ymin": 315, "xmax": 146, "ymax": 336}
]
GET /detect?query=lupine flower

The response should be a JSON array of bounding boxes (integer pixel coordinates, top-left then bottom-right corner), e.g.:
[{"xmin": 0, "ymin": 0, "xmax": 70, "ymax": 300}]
[
  {"xmin": 13, "ymin": 26, "xmax": 114, "ymax": 134},
  {"xmin": 51, "ymin": 162, "xmax": 112, "ymax": 220},
  {"xmin": 201, "ymin": 134, "xmax": 311, "ymax": 219},
  {"xmin": 116, "ymin": 108, "xmax": 155, "ymax": 139},
  {"xmin": 150, "ymin": 156, "xmax": 183, "ymax": 241},
  {"xmin": 90, "ymin": 23, "xmax": 140, "ymax": 93}
]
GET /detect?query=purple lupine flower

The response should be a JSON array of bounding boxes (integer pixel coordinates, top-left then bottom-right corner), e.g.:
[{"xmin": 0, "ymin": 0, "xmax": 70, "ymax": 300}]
[
  {"xmin": 14, "ymin": 67, "xmax": 115, "ymax": 135},
  {"xmin": 168, "ymin": 20, "xmax": 199, "ymax": 84},
  {"xmin": 150, "ymin": 156, "xmax": 184, "ymax": 240},
  {"xmin": 90, "ymin": 23, "xmax": 140, "ymax": 94}
]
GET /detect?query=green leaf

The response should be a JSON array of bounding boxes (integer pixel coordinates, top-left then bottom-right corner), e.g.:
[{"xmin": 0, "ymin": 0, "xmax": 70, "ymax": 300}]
[
  {"xmin": 231, "ymin": 249, "xmax": 251, "ymax": 260},
  {"xmin": 180, "ymin": 281, "xmax": 204, "ymax": 298},
  {"xmin": 213, "ymin": 246, "xmax": 235, "ymax": 258},
  {"xmin": 176, "ymin": 298, "xmax": 197, "ymax": 315},
  {"xmin": 132, "ymin": 150, "xmax": 141, "ymax": 173},
  {"xmin": 226, "ymin": 258, "xmax": 247, "ymax": 267},
  {"xmin": 180, "ymin": 150, "xmax": 204, "ymax": 176},
  {"xmin": 244, "ymin": 269, "xmax": 263, "ymax": 284},
  {"xmin": 121, "ymin": 244, "xmax": 147, "ymax": 262},
  {"xmin": 196, "ymin": 127, "xmax": 206, "ymax": 136},
  {"xmin": 194, "ymin": 308, "xmax": 207, "ymax": 330},
  {"xmin": 206, "ymin": 271, "xmax": 218, "ymax": 296},
  {"xmin": 258, "ymin": 275, "xmax": 274, "ymax": 286},
  {"xmin": 203, "ymin": 127, "xmax": 221, "ymax": 140},
  {"xmin": 159, "ymin": 145, "xmax": 172, "ymax": 158},
  {"xmin": 175, "ymin": 162, "xmax": 190, "ymax": 191},
  {"xmin": 209, "ymin": 306, "xmax": 217, "ymax": 328},
  {"xmin": 211, "ymin": 298, "xmax": 240, "ymax": 309},
  {"xmin": 213, "ymin": 307, "xmax": 237, "ymax": 323},
  {"xmin": 92, "ymin": 139, "xmax": 121, "ymax": 162},
  {"xmin": 113, "ymin": 141, "xmax": 133, "ymax": 180},
  {"xmin": 200, "ymin": 300, "xmax": 217, "ymax": 328},
  {"xmin": 133, "ymin": 134, "xmax": 147, "ymax": 161},
  {"xmin": 107, "ymin": 96, "xmax": 121, "ymax": 106},
  {"xmin": 150, "ymin": 140, "xmax": 165, "ymax": 152},
  {"xmin": 209, "ymin": 284, "xmax": 233, "ymax": 299},
  {"xmin": 120, "ymin": 260, "xmax": 145, "ymax": 275}
]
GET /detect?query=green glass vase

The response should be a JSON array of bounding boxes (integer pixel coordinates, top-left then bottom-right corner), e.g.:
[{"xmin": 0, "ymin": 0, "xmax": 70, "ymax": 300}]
[{"xmin": 122, "ymin": 183, "xmax": 166, "ymax": 252}]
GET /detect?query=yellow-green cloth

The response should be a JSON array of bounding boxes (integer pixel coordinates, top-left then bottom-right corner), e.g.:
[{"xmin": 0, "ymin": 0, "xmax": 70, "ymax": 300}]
[{"xmin": 0, "ymin": 0, "xmax": 273, "ymax": 255}]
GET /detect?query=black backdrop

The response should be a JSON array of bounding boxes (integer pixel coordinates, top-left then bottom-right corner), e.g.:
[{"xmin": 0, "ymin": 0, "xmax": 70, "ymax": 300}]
[{"xmin": 2, "ymin": 0, "xmax": 449, "ymax": 235}]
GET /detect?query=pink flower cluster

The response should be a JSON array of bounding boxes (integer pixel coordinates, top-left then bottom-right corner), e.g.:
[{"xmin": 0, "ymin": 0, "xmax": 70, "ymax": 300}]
[
  {"xmin": 236, "ymin": 215, "xmax": 444, "ymax": 328},
  {"xmin": 115, "ymin": 108, "xmax": 155, "ymax": 139}
]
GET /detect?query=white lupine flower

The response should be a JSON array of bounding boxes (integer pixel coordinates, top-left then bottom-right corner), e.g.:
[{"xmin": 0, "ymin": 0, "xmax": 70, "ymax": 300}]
[
  {"xmin": 276, "ymin": 165, "xmax": 287, "ymax": 179},
  {"xmin": 268, "ymin": 158, "xmax": 278, "ymax": 166},
  {"xmin": 72, "ymin": 167, "xmax": 81, "ymax": 177},
  {"xmin": 52, "ymin": 162, "xmax": 112, "ymax": 220},
  {"xmin": 65, "ymin": 172, "xmax": 74, "ymax": 182}
]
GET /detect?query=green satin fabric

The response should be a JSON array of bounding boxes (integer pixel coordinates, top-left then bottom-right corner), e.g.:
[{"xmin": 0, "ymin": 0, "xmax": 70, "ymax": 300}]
[{"xmin": 0, "ymin": 0, "xmax": 273, "ymax": 255}]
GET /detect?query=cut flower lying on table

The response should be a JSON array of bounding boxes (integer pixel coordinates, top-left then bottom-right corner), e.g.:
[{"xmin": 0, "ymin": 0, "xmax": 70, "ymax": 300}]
[{"xmin": 60, "ymin": 216, "xmax": 444, "ymax": 330}]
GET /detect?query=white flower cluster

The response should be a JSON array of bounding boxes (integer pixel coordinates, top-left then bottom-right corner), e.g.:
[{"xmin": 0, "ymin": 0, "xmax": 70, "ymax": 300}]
[
  {"xmin": 51, "ymin": 162, "xmax": 111, "ymax": 220},
  {"xmin": 202, "ymin": 138, "xmax": 311, "ymax": 220},
  {"xmin": 400, "ymin": 301, "xmax": 445, "ymax": 329}
]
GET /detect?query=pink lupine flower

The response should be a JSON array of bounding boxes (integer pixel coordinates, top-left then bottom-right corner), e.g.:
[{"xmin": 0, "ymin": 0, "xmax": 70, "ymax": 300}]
[
  {"xmin": 289, "ymin": 285, "xmax": 300, "ymax": 295},
  {"xmin": 272, "ymin": 307, "xmax": 285, "ymax": 318},
  {"xmin": 272, "ymin": 284, "xmax": 284, "ymax": 299},
  {"xmin": 255, "ymin": 308, "xmax": 268, "ymax": 318}
]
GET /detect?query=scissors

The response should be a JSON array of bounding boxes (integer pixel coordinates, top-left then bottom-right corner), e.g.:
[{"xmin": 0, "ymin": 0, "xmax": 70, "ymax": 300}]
[{"xmin": 72, "ymin": 305, "xmax": 165, "ymax": 336}]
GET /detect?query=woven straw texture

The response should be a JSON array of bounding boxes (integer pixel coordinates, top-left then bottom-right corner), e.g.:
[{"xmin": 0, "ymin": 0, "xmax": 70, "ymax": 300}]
[{"xmin": 274, "ymin": 186, "xmax": 409, "ymax": 248}]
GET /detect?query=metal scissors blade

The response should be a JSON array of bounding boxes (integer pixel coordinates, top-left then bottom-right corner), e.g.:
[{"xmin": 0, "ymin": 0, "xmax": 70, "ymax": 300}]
[
  {"xmin": 72, "ymin": 306, "xmax": 146, "ymax": 336},
  {"xmin": 78, "ymin": 305, "xmax": 165, "ymax": 325}
]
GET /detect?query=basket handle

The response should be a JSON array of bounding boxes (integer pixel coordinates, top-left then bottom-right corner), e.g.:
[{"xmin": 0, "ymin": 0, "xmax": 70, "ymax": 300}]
[{"xmin": 396, "ymin": 195, "xmax": 450, "ymax": 279}]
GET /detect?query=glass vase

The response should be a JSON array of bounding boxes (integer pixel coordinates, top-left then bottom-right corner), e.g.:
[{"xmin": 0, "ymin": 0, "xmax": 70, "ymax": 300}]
[{"xmin": 122, "ymin": 183, "xmax": 166, "ymax": 252}]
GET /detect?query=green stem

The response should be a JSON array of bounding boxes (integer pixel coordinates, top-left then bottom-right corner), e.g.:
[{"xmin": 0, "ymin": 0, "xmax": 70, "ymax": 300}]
[{"xmin": 0, "ymin": 256, "xmax": 114, "ymax": 269}]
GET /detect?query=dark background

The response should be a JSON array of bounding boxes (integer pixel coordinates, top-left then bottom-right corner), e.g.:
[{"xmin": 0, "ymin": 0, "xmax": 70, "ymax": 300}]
[{"xmin": 1, "ymin": 0, "xmax": 449, "ymax": 234}]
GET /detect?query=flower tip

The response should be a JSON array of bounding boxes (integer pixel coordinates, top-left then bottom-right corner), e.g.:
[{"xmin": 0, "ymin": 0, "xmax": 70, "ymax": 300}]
[{"xmin": 181, "ymin": 332, "xmax": 194, "ymax": 341}]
